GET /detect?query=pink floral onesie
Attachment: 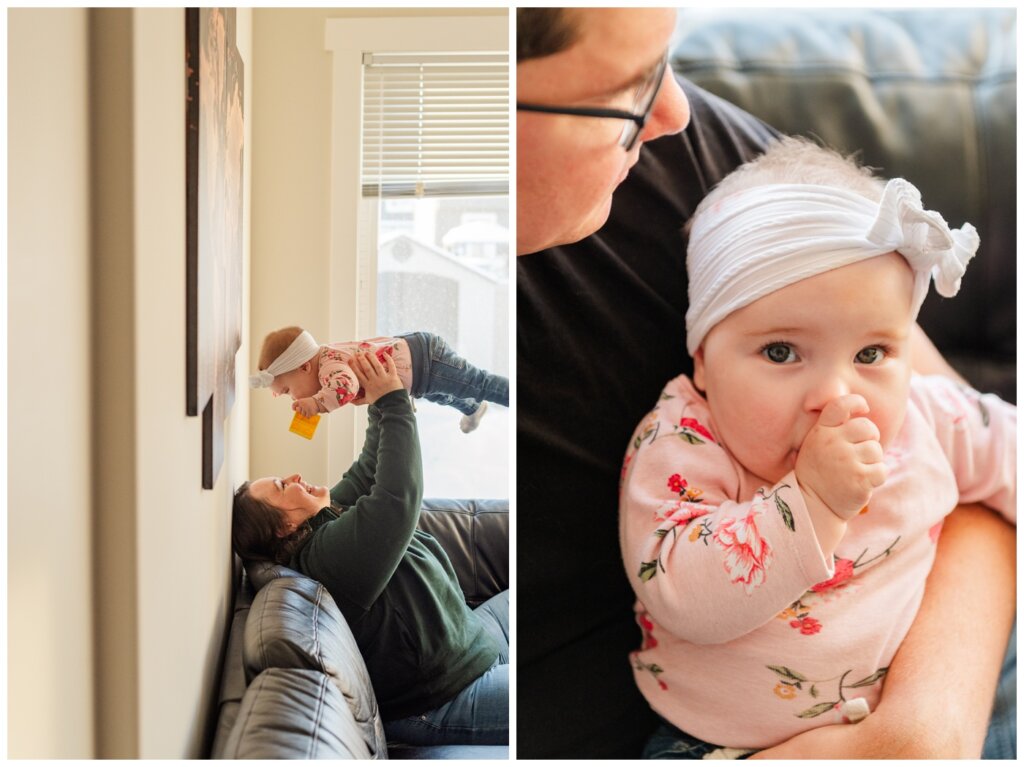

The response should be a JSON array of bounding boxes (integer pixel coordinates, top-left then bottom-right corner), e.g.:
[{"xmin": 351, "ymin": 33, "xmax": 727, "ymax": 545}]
[
  {"xmin": 619, "ymin": 373, "xmax": 1015, "ymax": 749},
  {"xmin": 311, "ymin": 337, "xmax": 414, "ymax": 412}
]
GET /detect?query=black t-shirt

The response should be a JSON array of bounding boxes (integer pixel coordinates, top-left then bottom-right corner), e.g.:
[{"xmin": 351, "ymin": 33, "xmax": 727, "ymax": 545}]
[{"xmin": 516, "ymin": 78, "xmax": 780, "ymax": 758}]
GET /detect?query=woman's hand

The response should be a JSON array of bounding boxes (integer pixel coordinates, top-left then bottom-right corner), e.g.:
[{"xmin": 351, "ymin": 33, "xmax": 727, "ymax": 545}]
[{"xmin": 351, "ymin": 349, "xmax": 404, "ymax": 404}]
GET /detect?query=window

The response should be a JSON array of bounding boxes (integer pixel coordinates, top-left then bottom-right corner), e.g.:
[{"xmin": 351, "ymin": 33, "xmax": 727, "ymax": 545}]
[{"xmin": 326, "ymin": 16, "xmax": 508, "ymax": 499}]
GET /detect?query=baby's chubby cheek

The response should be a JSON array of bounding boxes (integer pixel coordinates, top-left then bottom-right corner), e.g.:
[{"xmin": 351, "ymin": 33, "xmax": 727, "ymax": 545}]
[{"xmin": 869, "ymin": 402, "xmax": 909, "ymax": 453}]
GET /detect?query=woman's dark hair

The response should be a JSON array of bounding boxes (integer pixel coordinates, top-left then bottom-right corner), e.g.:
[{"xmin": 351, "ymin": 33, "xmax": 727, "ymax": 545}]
[
  {"xmin": 232, "ymin": 481, "xmax": 312, "ymax": 566},
  {"xmin": 517, "ymin": 8, "xmax": 580, "ymax": 63}
]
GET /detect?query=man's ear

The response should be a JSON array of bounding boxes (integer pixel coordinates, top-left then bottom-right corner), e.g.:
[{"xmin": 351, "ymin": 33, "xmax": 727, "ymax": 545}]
[{"xmin": 692, "ymin": 347, "xmax": 706, "ymax": 391}]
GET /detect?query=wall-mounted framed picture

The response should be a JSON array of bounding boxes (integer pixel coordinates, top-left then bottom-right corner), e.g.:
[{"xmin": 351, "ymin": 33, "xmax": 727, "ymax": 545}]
[{"xmin": 186, "ymin": 7, "xmax": 244, "ymax": 489}]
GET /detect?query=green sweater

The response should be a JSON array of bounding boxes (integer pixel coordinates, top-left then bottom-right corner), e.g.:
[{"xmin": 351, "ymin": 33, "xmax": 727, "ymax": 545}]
[{"xmin": 290, "ymin": 389, "xmax": 500, "ymax": 720}]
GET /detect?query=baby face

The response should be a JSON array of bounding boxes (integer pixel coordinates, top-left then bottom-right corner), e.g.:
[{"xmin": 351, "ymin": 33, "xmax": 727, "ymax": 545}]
[
  {"xmin": 693, "ymin": 253, "xmax": 915, "ymax": 484},
  {"xmin": 270, "ymin": 365, "xmax": 319, "ymax": 400}
]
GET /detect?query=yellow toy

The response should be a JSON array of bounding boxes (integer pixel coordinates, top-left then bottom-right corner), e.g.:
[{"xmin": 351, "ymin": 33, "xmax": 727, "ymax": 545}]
[{"xmin": 289, "ymin": 411, "xmax": 320, "ymax": 440}]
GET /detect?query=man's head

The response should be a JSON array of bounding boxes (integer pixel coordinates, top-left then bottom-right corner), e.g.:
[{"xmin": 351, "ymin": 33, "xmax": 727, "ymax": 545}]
[{"xmin": 516, "ymin": 8, "xmax": 691, "ymax": 255}]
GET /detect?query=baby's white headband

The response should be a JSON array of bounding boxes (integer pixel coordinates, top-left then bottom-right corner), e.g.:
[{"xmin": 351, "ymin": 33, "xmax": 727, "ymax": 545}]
[
  {"xmin": 685, "ymin": 178, "xmax": 979, "ymax": 356},
  {"xmin": 249, "ymin": 330, "xmax": 320, "ymax": 388}
]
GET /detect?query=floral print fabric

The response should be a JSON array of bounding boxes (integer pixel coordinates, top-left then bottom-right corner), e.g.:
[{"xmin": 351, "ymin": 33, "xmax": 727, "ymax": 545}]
[
  {"xmin": 313, "ymin": 337, "xmax": 414, "ymax": 412},
  {"xmin": 619, "ymin": 373, "xmax": 1015, "ymax": 748}
]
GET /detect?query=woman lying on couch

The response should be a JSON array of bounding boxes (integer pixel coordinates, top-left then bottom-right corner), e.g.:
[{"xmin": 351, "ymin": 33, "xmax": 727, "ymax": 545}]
[{"xmin": 231, "ymin": 349, "xmax": 509, "ymax": 747}]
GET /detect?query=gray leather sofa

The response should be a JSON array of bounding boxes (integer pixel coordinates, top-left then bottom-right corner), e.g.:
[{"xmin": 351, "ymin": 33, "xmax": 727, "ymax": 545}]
[{"xmin": 209, "ymin": 498, "xmax": 509, "ymax": 760}]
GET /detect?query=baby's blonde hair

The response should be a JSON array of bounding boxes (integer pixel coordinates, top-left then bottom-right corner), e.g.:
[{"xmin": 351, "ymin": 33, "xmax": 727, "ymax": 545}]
[
  {"xmin": 692, "ymin": 136, "xmax": 886, "ymax": 230},
  {"xmin": 257, "ymin": 326, "xmax": 305, "ymax": 371}
]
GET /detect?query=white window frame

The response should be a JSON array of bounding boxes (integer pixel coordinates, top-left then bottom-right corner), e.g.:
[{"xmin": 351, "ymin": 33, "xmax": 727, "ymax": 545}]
[{"xmin": 324, "ymin": 15, "xmax": 508, "ymax": 478}]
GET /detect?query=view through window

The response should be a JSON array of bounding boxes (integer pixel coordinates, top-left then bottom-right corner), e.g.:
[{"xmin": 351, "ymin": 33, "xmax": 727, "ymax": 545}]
[
  {"xmin": 374, "ymin": 197, "xmax": 509, "ymax": 498},
  {"xmin": 359, "ymin": 48, "xmax": 509, "ymax": 499}
]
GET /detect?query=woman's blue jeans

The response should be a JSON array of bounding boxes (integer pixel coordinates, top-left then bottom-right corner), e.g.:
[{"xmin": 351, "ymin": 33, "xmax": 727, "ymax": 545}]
[
  {"xmin": 399, "ymin": 331, "xmax": 509, "ymax": 416},
  {"xmin": 982, "ymin": 621, "xmax": 1016, "ymax": 758},
  {"xmin": 383, "ymin": 590, "xmax": 509, "ymax": 746}
]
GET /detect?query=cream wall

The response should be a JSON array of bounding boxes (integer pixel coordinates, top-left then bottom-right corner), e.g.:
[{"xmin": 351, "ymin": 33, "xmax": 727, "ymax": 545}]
[
  {"xmin": 8, "ymin": 7, "xmax": 252, "ymax": 758},
  {"xmin": 130, "ymin": 9, "xmax": 252, "ymax": 758},
  {"xmin": 249, "ymin": 6, "xmax": 506, "ymax": 483},
  {"xmin": 8, "ymin": 8, "xmax": 95, "ymax": 758}
]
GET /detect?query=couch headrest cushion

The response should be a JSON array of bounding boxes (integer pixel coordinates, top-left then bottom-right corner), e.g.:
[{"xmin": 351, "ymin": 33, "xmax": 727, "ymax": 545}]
[
  {"xmin": 243, "ymin": 576, "xmax": 388, "ymax": 757},
  {"xmin": 220, "ymin": 667, "xmax": 377, "ymax": 759}
]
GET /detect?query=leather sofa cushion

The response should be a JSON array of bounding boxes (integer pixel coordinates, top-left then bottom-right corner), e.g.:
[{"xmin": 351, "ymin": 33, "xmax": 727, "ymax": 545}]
[
  {"xmin": 220, "ymin": 668, "xmax": 377, "ymax": 759},
  {"xmin": 243, "ymin": 576, "xmax": 387, "ymax": 758},
  {"xmin": 210, "ymin": 596, "xmax": 251, "ymax": 759},
  {"xmin": 419, "ymin": 498, "xmax": 509, "ymax": 606}
]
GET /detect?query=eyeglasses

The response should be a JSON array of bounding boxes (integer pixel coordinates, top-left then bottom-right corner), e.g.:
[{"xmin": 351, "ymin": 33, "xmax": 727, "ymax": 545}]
[{"xmin": 517, "ymin": 51, "xmax": 669, "ymax": 152}]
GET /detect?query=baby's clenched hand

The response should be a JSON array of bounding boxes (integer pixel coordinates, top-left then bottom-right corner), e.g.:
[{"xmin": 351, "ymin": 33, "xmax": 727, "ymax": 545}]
[
  {"xmin": 795, "ymin": 394, "xmax": 887, "ymax": 520},
  {"xmin": 292, "ymin": 396, "xmax": 320, "ymax": 418}
]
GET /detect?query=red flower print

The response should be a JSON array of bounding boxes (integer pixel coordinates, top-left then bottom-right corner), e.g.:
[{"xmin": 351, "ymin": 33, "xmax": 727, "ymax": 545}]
[
  {"xmin": 789, "ymin": 616, "xmax": 822, "ymax": 635},
  {"xmin": 680, "ymin": 417, "xmax": 715, "ymax": 442},
  {"xmin": 713, "ymin": 501, "xmax": 773, "ymax": 594},
  {"xmin": 620, "ymin": 453, "xmax": 634, "ymax": 488},
  {"xmin": 667, "ymin": 474, "xmax": 688, "ymax": 494},
  {"xmin": 811, "ymin": 558, "xmax": 855, "ymax": 593},
  {"xmin": 637, "ymin": 612, "xmax": 658, "ymax": 650}
]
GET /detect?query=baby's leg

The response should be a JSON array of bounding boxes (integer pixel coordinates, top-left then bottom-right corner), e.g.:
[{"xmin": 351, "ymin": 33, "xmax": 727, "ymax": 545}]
[
  {"xmin": 417, "ymin": 333, "xmax": 508, "ymax": 412},
  {"xmin": 643, "ymin": 718, "xmax": 758, "ymax": 760}
]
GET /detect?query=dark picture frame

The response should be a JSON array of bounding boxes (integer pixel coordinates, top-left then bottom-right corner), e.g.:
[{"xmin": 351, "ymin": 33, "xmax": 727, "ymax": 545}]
[{"xmin": 186, "ymin": 8, "xmax": 244, "ymax": 489}]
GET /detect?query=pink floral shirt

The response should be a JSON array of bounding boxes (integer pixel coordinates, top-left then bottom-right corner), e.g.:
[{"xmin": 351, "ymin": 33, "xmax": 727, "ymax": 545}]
[
  {"xmin": 619, "ymin": 374, "xmax": 1015, "ymax": 749},
  {"xmin": 312, "ymin": 337, "xmax": 414, "ymax": 413}
]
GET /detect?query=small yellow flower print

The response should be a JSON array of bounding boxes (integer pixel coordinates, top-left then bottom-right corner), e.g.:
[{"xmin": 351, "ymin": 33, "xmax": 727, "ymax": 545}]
[
  {"xmin": 689, "ymin": 526, "xmax": 702, "ymax": 542},
  {"xmin": 776, "ymin": 607, "xmax": 797, "ymax": 621},
  {"xmin": 774, "ymin": 682, "xmax": 796, "ymax": 700}
]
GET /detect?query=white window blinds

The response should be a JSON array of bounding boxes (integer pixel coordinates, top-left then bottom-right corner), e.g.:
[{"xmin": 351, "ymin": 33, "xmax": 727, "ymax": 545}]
[{"xmin": 361, "ymin": 51, "xmax": 509, "ymax": 198}]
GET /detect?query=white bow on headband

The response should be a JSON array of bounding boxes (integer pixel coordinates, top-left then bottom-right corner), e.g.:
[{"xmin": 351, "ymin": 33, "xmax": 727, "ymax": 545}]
[
  {"xmin": 249, "ymin": 331, "xmax": 320, "ymax": 388},
  {"xmin": 685, "ymin": 178, "xmax": 979, "ymax": 355}
]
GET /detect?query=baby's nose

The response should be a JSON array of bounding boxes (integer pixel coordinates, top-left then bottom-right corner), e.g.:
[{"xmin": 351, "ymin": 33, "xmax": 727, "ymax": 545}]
[{"xmin": 804, "ymin": 374, "xmax": 853, "ymax": 413}]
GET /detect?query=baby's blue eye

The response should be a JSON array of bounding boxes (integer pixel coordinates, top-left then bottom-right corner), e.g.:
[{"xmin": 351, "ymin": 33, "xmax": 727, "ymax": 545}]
[
  {"xmin": 856, "ymin": 346, "xmax": 886, "ymax": 364},
  {"xmin": 762, "ymin": 343, "xmax": 796, "ymax": 364}
]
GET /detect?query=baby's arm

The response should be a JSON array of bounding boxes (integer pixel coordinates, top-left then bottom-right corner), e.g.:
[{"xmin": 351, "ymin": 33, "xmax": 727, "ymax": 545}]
[
  {"xmin": 620, "ymin": 400, "xmax": 835, "ymax": 645},
  {"xmin": 914, "ymin": 376, "xmax": 1016, "ymax": 521},
  {"xmin": 793, "ymin": 394, "xmax": 888, "ymax": 552},
  {"xmin": 309, "ymin": 355, "xmax": 361, "ymax": 415}
]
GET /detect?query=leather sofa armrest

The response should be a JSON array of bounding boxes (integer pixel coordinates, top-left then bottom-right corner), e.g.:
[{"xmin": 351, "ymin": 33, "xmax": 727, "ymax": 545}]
[
  {"xmin": 419, "ymin": 498, "xmax": 509, "ymax": 605},
  {"xmin": 219, "ymin": 668, "xmax": 376, "ymax": 759}
]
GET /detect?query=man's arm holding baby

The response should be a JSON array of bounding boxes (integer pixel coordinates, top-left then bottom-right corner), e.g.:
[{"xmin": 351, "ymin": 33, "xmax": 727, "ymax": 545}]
[{"xmin": 752, "ymin": 501, "xmax": 1015, "ymax": 758}]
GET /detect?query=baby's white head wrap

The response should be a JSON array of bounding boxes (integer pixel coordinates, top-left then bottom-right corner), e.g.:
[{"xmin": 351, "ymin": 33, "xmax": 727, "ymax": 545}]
[
  {"xmin": 249, "ymin": 330, "xmax": 320, "ymax": 388},
  {"xmin": 685, "ymin": 177, "xmax": 979, "ymax": 355}
]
